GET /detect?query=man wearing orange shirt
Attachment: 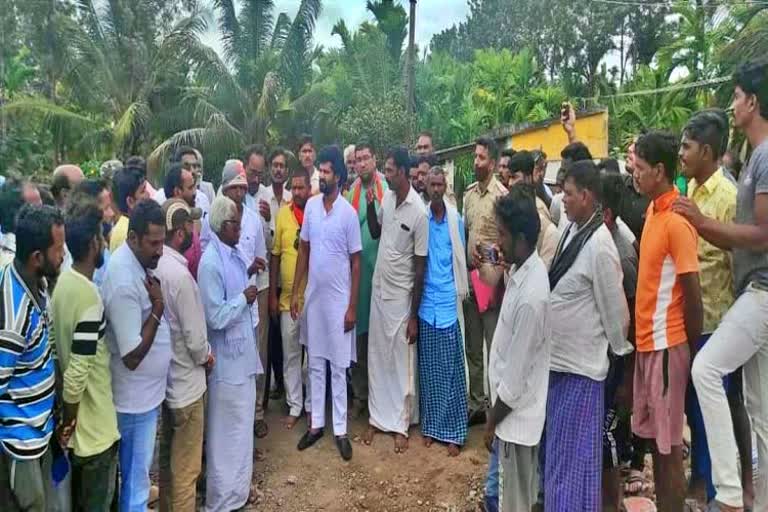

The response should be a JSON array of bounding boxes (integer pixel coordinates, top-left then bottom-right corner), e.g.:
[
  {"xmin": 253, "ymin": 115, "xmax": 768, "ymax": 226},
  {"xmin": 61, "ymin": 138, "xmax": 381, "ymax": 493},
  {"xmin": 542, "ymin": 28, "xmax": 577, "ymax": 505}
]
[{"xmin": 632, "ymin": 130, "xmax": 703, "ymax": 511}]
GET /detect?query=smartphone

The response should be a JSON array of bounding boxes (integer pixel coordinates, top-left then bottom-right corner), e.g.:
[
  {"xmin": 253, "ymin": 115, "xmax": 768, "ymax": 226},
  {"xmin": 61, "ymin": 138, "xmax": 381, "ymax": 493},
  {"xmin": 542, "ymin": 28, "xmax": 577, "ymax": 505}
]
[
  {"xmin": 484, "ymin": 244, "xmax": 500, "ymax": 265},
  {"xmin": 561, "ymin": 101, "xmax": 571, "ymax": 122}
]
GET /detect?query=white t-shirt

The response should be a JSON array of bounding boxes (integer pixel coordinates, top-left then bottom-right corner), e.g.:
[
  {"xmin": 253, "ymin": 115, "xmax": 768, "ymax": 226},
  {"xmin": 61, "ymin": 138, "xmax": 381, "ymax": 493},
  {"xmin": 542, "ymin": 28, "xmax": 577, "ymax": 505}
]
[{"xmin": 102, "ymin": 244, "xmax": 172, "ymax": 414}]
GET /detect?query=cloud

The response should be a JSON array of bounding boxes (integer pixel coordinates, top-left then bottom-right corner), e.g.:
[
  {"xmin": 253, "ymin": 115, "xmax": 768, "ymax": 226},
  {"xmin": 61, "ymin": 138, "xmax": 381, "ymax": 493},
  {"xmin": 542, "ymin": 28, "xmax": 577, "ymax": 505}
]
[{"xmin": 201, "ymin": 0, "xmax": 470, "ymax": 57}]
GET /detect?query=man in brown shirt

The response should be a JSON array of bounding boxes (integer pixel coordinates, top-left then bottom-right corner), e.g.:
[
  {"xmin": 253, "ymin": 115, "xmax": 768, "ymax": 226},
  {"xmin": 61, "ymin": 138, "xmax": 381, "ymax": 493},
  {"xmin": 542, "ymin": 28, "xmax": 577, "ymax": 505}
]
[{"xmin": 462, "ymin": 137, "xmax": 508, "ymax": 423}]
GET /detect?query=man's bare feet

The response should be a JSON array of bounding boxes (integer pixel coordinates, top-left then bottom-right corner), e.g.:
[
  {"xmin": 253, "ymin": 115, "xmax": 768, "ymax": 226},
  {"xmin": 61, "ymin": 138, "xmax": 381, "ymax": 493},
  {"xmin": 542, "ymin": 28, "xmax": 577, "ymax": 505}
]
[
  {"xmin": 447, "ymin": 444, "xmax": 460, "ymax": 457},
  {"xmin": 394, "ymin": 434, "xmax": 408, "ymax": 453},
  {"xmin": 283, "ymin": 415, "xmax": 300, "ymax": 430},
  {"xmin": 363, "ymin": 425, "xmax": 377, "ymax": 446},
  {"xmin": 423, "ymin": 436, "xmax": 433, "ymax": 448}
]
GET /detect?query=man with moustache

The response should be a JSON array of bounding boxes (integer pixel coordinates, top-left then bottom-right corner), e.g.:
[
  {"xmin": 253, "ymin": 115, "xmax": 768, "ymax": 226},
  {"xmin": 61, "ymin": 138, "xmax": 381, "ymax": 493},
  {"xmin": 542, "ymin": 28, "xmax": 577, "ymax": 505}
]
[
  {"xmin": 346, "ymin": 142, "xmax": 388, "ymax": 417},
  {"xmin": 101, "ymin": 200, "xmax": 172, "ymax": 512},
  {"xmin": 270, "ymin": 169, "xmax": 311, "ymax": 429},
  {"xmin": 155, "ymin": 199, "xmax": 213, "ymax": 512},
  {"xmin": 0, "ymin": 205, "xmax": 65, "ymax": 511},
  {"xmin": 298, "ymin": 135, "xmax": 320, "ymax": 195},
  {"xmin": 291, "ymin": 146, "xmax": 361, "ymax": 461},
  {"xmin": 363, "ymin": 146, "xmax": 428, "ymax": 454}
]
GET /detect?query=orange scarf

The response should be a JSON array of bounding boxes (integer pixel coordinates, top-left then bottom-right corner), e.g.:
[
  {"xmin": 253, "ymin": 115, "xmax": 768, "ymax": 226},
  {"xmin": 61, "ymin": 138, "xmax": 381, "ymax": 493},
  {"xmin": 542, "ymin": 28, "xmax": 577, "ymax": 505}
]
[{"xmin": 350, "ymin": 174, "xmax": 384, "ymax": 212}]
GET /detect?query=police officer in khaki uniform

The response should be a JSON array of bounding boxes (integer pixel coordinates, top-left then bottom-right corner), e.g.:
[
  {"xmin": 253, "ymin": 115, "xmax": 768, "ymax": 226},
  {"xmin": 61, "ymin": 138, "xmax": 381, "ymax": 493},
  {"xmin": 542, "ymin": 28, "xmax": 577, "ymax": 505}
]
[{"xmin": 462, "ymin": 137, "xmax": 508, "ymax": 424}]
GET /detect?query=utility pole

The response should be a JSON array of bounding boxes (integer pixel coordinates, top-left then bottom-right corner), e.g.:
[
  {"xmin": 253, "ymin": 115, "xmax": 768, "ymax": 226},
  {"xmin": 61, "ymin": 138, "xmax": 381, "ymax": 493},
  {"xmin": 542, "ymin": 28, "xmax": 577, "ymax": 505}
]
[{"xmin": 406, "ymin": 0, "xmax": 417, "ymax": 140}]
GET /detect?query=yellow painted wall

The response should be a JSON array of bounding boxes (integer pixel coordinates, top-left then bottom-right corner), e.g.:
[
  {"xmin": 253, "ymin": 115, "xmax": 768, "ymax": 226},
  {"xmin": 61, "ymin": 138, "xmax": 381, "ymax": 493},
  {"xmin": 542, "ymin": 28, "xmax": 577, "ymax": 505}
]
[{"xmin": 508, "ymin": 111, "xmax": 609, "ymax": 159}]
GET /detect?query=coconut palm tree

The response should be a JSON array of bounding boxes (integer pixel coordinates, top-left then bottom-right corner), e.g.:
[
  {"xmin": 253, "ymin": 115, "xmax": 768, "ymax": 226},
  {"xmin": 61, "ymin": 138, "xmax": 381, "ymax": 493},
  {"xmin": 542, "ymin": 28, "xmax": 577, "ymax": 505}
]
[
  {"xmin": 150, "ymin": 0, "xmax": 323, "ymax": 172},
  {"xmin": 2, "ymin": 0, "xmax": 213, "ymax": 163}
]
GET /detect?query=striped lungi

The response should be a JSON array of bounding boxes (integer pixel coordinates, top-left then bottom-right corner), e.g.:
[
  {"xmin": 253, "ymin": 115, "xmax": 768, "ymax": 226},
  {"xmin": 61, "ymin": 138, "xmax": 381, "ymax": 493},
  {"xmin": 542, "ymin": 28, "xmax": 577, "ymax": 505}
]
[
  {"xmin": 544, "ymin": 371, "xmax": 604, "ymax": 512},
  {"xmin": 417, "ymin": 318, "xmax": 468, "ymax": 446}
]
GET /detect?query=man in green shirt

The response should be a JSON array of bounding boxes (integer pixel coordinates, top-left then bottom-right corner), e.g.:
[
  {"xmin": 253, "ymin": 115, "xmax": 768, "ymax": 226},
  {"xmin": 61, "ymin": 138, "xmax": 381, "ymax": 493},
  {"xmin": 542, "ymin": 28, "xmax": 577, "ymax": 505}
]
[
  {"xmin": 52, "ymin": 200, "xmax": 120, "ymax": 511},
  {"xmin": 346, "ymin": 142, "xmax": 388, "ymax": 417}
]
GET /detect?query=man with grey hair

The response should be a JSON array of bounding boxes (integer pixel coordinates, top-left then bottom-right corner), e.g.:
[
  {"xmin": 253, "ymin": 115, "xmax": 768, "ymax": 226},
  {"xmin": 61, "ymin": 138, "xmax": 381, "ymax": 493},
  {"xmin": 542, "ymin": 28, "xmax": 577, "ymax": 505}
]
[
  {"xmin": 199, "ymin": 195, "xmax": 262, "ymax": 511},
  {"xmin": 219, "ymin": 159, "xmax": 269, "ymax": 439},
  {"xmin": 344, "ymin": 144, "xmax": 357, "ymax": 187}
]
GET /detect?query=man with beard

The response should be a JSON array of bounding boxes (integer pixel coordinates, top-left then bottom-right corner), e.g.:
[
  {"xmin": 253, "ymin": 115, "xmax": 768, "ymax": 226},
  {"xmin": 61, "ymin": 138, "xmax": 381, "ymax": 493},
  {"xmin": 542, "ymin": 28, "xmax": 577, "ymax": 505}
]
[
  {"xmin": 291, "ymin": 146, "xmax": 361, "ymax": 461},
  {"xmin": 270, "ymin": 169, "xmax": 311, "ymax": 430},
  {"xmin": 102, "ymin": 200, "xmax": 172, "ymax": 512},
  {"xmin": 346, "ymin": 142, "xmax": 388, "ymax": 418},
  {"xmin": 220, "ymin": 160, "xmax": 269, "ymax": 440},
  {"xmin": 155, "ymin": 199, "xmax": 213, "ymax": 512},
  {"xmin": 363, "ymin": 146, "xmax": 428, "ymax": 454},
  {"xmin": 409, "ymin": 155, "xmax": 430, "ymax": 205},
  {"xmin": 0, "ymin": 205, "xmax": 64, "ymax": 511},
  {"xmin": 51, "ymin": 200, "xmax": 119, "ymax": 511},
  {"xmin": 463, "ymin": 137, "xmax": 507, "ymax": 426},
  {"xmin": 163, "ymin": 162, "xmax": 208, "ymax": 279}
]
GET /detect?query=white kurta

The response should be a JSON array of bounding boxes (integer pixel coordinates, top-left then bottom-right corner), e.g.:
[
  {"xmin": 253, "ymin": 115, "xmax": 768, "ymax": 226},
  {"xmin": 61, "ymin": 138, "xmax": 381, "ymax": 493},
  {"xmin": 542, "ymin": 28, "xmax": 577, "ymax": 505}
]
[
  {"xmin": 300, "ymin": 193, "xmax": 362, "ymax": 366},
  {"xmin": 367, "ymin": 187, "xmax": 429, "ymax": 436}
]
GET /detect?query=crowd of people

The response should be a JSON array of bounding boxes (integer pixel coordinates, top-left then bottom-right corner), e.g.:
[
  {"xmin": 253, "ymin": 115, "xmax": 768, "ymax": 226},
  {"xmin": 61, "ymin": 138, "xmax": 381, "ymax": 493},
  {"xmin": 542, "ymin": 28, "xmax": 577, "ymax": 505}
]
[{"xmin": 0, "ymin": 58, "xmax": 766, "ymax": 512}]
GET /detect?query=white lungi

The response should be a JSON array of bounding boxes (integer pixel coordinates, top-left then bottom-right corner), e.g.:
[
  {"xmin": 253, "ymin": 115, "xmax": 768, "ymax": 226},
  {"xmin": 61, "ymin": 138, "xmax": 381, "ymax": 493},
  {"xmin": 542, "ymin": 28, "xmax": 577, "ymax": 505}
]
[
  {"xmin": 367, "ymin": 293, "xmax": 419, "ymax": 435},
  {"xmin": 204, "ymin": 376, "xmax": 256, "ymax": 512}
]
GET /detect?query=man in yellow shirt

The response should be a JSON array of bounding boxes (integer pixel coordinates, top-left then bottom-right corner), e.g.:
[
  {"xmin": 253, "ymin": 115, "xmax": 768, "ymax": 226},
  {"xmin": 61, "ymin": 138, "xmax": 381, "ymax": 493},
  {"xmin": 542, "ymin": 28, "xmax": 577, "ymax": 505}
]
[
  {"xmin": 109, "ymin": 166, "xmax": 151, "ymax": 251},
  {"xmin": 680, "ymin": 108, "xmax": 754, "ymax": 509},
  {"xmin": 269, "ymin": 168, "xmax": 310, "ymax": 429}
]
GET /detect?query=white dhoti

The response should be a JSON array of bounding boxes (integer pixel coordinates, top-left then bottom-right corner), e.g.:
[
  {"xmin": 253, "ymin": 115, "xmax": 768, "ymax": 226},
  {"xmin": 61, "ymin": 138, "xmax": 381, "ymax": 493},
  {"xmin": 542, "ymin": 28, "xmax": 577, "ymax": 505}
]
[
  {"xmin": 204, "ymin": 376, "xmax": 256, "ymax": 512},
  {"xmin": 367, "ymin": 294, "xmax": 419, "ymax": 435}
]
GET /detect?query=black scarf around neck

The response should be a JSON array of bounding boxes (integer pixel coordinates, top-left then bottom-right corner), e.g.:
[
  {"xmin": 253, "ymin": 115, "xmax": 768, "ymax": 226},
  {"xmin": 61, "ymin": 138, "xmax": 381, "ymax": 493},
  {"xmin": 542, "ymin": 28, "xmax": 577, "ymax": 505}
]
[{"xmin": 548, "ymin": 208, "xmax": 603, "ymax": 291}]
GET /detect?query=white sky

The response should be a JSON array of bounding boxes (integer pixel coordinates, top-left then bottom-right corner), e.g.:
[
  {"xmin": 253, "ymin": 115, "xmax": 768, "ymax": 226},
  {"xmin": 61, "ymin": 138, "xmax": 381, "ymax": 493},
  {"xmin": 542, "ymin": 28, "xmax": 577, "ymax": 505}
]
[{"xmin": 200, "ymin": 0, "xmax": 471, "ymax": 57}]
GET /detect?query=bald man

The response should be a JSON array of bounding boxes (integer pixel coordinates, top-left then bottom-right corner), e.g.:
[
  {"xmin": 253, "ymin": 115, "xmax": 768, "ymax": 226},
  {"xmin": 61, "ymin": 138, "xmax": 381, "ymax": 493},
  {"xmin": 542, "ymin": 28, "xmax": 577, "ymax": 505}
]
[{"xmin": 52, "ymin": 165, "xmax": 85, "ymax": 209}]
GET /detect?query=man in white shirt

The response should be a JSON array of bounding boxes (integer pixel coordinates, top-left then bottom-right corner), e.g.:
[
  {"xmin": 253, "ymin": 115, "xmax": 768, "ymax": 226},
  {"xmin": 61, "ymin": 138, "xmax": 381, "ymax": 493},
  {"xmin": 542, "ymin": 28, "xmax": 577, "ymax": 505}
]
[
  {"xmin": 544, "ymin": 161, "xmax": 630, "ymax": 510},
  {"xmin": 485, "ymin": 187, "xmax": 551, "ymax": 512},
  {"xmin": 363, "ymin": 146, "xmax": 429, "ymax": 454},
  {"xmin": 290, "ymin": 145, "xmax": 361, "ymax": 461},
  {"xmin": 101, "ymin": 200, "xmax": 172, "ymax": 512}
]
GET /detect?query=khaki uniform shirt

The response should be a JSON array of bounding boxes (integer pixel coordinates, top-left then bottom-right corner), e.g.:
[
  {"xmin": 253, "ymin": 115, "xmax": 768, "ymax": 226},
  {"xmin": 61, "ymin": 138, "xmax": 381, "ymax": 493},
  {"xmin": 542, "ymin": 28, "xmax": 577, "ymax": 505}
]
[{"xmin": 463, "ymin": 175, "xmax": 508, "ymax": 286}]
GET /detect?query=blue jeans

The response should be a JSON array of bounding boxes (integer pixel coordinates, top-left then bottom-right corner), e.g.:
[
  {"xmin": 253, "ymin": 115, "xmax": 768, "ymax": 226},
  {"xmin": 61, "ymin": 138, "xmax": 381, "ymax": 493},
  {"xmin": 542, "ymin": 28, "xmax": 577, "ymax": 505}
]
[
  {"xmin": 485, "ymin": 439, "xmax": 499, "ymax": 512},
  {"xmin": 117, "ymin": 407, "xmax": 160, "ymax": 512}
]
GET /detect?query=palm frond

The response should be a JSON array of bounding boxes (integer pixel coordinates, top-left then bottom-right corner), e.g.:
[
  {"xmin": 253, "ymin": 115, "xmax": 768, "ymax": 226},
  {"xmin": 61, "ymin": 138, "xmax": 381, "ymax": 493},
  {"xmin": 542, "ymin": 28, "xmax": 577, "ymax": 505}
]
[
  {"xmin": 114, "ymin": 101, "xmax": 151, "ymax": 149},
  {"xmin": 213, "ymin": 0, "xmax": 240, "ymax": 64},
  {"xmin": 331, "ymin": 20, "xmax": 352, "ymax": 53},
  {"xmin": 1, "ymin": 97, "xmax": 97, "ymax": 127},
  {"xmin": 271, "ymin": 13, "xmax": 292, "ymax": 50},
  {"xmin": 241, "ymin": 0, "xmax": 275, "ymax": 63}
]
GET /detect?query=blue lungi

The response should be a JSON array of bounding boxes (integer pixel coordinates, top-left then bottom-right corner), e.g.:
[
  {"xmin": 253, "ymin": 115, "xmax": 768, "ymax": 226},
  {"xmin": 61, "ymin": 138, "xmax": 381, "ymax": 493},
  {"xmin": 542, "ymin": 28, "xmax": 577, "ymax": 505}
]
[
  {"xmin": 544, "ymin": 371, "xmax": 604, "ymax": 512},
  {"xmin": 417, "ymin": 319, "xmax": 468, "ymax": 446}
]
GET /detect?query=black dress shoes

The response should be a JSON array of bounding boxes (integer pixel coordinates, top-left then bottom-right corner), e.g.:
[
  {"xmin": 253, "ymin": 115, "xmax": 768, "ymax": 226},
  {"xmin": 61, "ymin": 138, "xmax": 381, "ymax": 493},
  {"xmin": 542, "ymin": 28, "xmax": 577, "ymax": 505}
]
[
  {"xmin": 335, "ymin": 435, "xmax": 353, "ymax": 461},
  {"xmin": 297, "ymin": 428, "xmax": 324, "ymax": 450}
]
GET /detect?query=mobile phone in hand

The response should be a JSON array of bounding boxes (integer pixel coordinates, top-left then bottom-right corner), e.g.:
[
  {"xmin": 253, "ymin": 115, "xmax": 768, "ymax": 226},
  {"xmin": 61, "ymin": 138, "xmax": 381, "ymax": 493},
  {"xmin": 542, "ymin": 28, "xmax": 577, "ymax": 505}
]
[{"xmin": 484, "ymin": 244, "xmax": 500, "ymax": 265}]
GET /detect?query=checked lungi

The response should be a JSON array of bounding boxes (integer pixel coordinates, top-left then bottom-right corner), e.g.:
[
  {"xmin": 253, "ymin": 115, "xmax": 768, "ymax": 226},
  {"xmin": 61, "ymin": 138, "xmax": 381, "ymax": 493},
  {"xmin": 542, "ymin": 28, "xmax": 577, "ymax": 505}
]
[
  {"xmin": 417, "ymin": 318, "xmax": 468, "ymax": 446},
  {"xmin": 544, "ymin": 371, "xmax": 604, "ymax": 512}
]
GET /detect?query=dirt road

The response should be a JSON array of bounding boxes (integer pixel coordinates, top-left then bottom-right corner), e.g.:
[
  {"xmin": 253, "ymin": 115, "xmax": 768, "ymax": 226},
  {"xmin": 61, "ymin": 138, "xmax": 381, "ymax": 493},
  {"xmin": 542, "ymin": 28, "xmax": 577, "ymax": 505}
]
[{"xmin": 246, "ymin": 410, "xmax": 488, "ymax": 512}]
